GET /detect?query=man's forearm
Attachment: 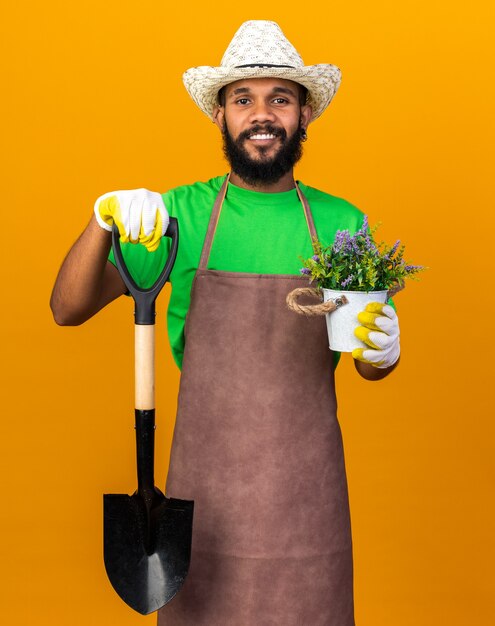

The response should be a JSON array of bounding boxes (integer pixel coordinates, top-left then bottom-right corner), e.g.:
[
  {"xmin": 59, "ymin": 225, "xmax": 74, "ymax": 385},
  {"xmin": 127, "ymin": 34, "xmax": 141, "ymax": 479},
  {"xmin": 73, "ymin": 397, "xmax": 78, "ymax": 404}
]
[
  {"xmin": 353, "ymin": 357, "xmax": 400, "ymax": 381},
  {"xmin": 50, "ymin": 216, "xmax": 125, "ymax": 325}
]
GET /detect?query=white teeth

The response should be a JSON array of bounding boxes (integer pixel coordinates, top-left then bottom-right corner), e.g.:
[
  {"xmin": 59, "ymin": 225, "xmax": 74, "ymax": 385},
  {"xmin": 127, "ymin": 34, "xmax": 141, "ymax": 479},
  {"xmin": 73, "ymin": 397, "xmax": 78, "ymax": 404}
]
[{"xmin": 250, "ymin": 134, "xmax": 276, "ymax": 140}]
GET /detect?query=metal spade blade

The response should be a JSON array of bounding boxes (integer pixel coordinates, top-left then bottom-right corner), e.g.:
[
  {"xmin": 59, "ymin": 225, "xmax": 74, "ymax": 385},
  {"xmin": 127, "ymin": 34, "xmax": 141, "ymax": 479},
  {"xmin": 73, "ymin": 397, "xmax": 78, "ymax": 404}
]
[{"xmin": 104, "ymin": 488, "xmax": 194, "ymax": 615}]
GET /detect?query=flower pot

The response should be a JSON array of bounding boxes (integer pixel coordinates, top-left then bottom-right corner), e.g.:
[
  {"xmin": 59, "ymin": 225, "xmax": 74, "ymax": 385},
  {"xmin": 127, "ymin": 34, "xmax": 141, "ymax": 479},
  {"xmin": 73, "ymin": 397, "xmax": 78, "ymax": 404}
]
[{"xmin": 322, "ymin": 289, "xmax": 389, "ymax": 352}]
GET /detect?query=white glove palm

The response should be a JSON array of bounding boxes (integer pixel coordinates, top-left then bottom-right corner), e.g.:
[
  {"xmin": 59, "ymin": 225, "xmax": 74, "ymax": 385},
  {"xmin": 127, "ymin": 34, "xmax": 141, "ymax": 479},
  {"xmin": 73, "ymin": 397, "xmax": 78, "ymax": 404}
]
[
  {"xmin": 94, "ymin": 188, "xmax": 169, "ymax": 253},
  {"xmin": 352, "ymin": 303, "xmax": 400, "ymax": 369}
]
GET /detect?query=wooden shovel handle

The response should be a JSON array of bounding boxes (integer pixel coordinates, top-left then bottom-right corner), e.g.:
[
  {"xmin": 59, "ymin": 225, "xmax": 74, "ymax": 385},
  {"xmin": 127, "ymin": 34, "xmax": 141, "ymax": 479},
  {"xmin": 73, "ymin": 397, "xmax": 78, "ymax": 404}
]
[{"xmin": 135, "ymin": 325, "xmax": 155, "ymax": 410}]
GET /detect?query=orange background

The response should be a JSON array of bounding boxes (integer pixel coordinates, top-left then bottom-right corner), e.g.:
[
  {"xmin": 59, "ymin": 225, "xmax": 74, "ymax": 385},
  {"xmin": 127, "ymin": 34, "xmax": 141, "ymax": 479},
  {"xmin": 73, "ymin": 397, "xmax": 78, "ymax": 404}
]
[{"xmin": 1, "ymin": 2, "xmax": 494, "ymax": 624}]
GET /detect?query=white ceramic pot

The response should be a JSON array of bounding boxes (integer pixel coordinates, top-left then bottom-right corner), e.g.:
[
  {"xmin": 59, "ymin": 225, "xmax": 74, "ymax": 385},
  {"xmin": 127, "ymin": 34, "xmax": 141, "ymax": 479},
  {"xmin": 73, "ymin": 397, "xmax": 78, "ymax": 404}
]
[{"xmin": 322, "ymin": 289, "xmax": 389, "ymax": 352}]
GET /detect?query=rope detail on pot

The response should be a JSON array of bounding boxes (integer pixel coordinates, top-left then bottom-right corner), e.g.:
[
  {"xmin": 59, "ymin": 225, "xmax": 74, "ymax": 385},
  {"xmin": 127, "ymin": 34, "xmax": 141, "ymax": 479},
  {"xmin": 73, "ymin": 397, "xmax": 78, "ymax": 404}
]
[
  {"xmin": 286, "ymin": 288, "xmax": 348, "ymax": 316},
  {"xmin": 386, "ymin": 283, "xmax": 405, "ymax": 299},
  {"xmin": 286, "ymin": 283, "xmax": 405, "ymax": 316}
]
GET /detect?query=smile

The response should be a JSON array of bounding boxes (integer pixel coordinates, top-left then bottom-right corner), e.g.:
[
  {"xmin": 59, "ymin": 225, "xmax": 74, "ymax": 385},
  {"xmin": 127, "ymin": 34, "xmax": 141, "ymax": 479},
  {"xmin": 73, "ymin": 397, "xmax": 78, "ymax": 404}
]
[{"xmin": 249, "ymin": 134, "xmax": 277, "ymax": 140}]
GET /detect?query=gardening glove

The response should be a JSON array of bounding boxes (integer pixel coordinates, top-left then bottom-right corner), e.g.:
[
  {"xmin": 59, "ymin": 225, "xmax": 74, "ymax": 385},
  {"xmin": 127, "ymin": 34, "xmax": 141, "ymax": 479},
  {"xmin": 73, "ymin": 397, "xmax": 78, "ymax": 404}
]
[
  {"xmin": 94, "ymin": 188, "xmax": 169, "ymax": 253},
  {"xmin": 352, "ymin": 303, "xmax": 400, "ymax": 369}
]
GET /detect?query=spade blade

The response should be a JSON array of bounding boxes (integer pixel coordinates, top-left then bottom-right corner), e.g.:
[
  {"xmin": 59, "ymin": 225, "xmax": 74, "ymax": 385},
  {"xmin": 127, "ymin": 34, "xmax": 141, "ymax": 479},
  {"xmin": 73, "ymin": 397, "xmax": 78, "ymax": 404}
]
[{"xmin": 104, "ymin": 493, "xmax": 194, "ymax": 615}]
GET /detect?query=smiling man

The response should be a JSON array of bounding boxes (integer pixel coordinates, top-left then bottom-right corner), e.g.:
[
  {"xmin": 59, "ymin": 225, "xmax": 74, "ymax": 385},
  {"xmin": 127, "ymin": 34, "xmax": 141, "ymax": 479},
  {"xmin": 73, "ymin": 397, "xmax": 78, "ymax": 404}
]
[{"xmin": 51, "ymin": 20, "xmax": 401, "ymax": 626}]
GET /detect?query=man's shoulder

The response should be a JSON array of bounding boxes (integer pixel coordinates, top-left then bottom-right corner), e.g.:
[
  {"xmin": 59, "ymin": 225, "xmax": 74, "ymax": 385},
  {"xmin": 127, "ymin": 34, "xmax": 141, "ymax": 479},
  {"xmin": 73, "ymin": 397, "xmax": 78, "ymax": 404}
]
[
  {"xmin": 162, "ymin": 175, "xmax": 227, "ymax": 209},
  {"xmin": 298, "ymin": 182, "xmax": 363, "ymax": 217},
  {"xmin": 299, "ymin": 182, "xmax": 365, "ymax": 237}
]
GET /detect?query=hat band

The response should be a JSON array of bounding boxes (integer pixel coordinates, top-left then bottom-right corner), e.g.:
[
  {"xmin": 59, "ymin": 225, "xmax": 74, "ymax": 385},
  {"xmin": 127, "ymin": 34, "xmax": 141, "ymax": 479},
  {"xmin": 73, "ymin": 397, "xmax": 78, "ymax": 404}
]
[{"xmin": 235, "ymin": 63, "xmax": 296, "ymax": 69}]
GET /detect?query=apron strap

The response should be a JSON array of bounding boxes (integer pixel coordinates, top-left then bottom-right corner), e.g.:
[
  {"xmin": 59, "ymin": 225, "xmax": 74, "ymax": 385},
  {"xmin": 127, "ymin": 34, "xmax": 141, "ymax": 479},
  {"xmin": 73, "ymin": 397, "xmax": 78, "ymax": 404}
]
[
  {"xmin": 198, "ymin": 174, "xmax": 319, "ymax": 270},
  {"xmin": 295, "ymin": 181, "xmax": 319, "ymax": 251},
  {"xmin": 198, "ymin": 174, "xmax": 230, "ymax": 270}
]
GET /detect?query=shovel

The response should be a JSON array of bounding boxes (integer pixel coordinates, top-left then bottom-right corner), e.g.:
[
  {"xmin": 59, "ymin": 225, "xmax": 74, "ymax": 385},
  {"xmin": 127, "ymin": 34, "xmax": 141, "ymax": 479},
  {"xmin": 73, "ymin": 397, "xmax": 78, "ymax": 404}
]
[{"xmin": 104, "ymin": 220, "xmax": 194, "ymax": 615}]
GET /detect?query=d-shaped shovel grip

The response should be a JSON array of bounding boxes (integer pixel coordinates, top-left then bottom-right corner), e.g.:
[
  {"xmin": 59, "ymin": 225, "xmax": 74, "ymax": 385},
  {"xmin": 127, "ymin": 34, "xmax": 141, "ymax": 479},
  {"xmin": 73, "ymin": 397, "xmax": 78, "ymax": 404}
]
[{"xmin": 112, "ymin": 219, "xmax": 179, "ymax": 325}]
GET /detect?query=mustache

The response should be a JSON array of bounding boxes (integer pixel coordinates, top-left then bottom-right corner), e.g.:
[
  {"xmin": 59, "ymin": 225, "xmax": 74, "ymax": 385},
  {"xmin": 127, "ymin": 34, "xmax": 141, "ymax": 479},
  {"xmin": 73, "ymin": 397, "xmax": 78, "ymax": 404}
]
[{"xmin": 236, "ymin": 125, "xmax": 287, "ymax": 142}]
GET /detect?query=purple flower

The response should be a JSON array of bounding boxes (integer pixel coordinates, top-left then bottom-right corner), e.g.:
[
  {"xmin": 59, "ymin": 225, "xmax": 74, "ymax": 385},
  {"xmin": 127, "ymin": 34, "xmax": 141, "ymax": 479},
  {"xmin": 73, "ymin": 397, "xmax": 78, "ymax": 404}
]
[
  {"xmin": 341, "ymin": 275, "xmax": 354, "ymax": 288},
  {"xmin": 351, "ymin": 238, "xmax": 362, "ymax": 255},
  {"xmin": 364, "ymin": 233, "xmax": 377, "ymax": 253},
  {"xmin": 312, "ymin": 254, "xmax": 320, "ymax": 262},
  {"xmin": 356, "ymin": 215, "xmax": 369, "ymax": 236},
  {"xmin": 405, "ymin": 264, "xmax": 423, "ymax": 272},
  {"xmin": 300, "ymin": 268, "xmax": 311, "ymax": 275},
  {"xmin": 343, "ymin": 236, "xmax": 353, "ymax": 253},
  {"xmin": 389, "ymin": 240, "xmax": 401, "ymax": 257},
  {"xmin": 332, "ymin": 230, "xmax": 348, "ymax": 252},
  {"xmin": 340, "ymin": 233, "xmax": 352, "ymax": 254}
]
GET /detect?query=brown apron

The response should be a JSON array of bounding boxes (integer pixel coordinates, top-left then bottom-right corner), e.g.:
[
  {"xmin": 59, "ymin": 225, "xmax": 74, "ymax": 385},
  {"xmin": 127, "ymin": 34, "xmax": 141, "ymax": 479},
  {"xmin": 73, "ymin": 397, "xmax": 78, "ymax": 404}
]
[{"xmin": 159, "ymin": 178, "xmax": 354, "ymax": 625}]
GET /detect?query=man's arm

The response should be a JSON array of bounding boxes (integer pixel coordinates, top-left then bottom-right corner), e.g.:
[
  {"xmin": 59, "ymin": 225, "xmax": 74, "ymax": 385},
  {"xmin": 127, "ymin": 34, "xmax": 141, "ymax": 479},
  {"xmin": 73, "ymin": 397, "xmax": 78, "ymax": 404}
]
[
  {"xmin": 50, "ymin": 215, "xmax": 126, "ymax": 325},
  {"xmin": 354, "ymin": 357, "xmax": 400, "ymax": 381},
  {"xmin": 50, "ymin": 188, "xmax": 169, "ymax": 326}
]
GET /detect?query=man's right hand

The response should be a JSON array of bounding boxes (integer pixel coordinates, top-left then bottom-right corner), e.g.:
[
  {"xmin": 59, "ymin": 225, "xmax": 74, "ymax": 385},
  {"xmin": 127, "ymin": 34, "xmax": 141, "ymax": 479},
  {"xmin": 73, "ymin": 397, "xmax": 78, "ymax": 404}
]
[{"xmin": 94, "ymin": 189, "xmax": 169, "ymax": 253}]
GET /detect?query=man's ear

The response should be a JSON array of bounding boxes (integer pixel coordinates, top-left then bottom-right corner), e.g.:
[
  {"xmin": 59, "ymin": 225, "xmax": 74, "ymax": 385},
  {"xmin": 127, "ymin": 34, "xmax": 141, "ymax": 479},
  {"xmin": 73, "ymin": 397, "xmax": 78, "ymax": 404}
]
[
  {"xmin": 300, "ymin": 104, "xmax": 312, "ymax": 130},
  {"xmin": 213, "ymin": 106, "xmax": 225, "ymax": 132}
]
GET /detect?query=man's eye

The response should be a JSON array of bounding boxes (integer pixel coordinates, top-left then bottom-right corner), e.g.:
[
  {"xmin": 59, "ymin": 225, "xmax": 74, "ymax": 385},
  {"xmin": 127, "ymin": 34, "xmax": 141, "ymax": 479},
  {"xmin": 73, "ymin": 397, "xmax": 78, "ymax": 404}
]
[
  {"xmin": 273, "ymin": 98, "xmax": 288, "ymax": 104},
  {"xmin": 236, "ymin": 98, "xmax": 250, "ymax": 105}
]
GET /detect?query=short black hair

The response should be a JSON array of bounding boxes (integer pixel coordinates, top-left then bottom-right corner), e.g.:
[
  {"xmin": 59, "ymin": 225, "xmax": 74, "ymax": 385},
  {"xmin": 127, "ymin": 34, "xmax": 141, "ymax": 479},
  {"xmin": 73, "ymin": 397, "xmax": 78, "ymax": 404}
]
[{"xmin": 217, "ymin": 84, "xmax": 308, "ymax": 107}]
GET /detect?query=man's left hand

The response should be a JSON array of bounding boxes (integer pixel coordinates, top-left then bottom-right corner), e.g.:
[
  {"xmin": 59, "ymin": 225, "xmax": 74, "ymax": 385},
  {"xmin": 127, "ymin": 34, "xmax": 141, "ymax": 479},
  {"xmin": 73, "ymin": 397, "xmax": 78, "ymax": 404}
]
[{"xmin": 352, "ymin": 303, "xmax": 400, "ymax": 369}]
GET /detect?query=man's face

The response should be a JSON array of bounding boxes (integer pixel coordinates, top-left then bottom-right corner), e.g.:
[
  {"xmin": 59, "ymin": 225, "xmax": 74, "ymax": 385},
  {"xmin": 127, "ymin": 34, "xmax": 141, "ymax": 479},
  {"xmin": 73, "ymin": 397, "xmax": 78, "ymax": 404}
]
[{"xmin": 213, "ymin": 78, "xmax": 312, "ymax": 185}]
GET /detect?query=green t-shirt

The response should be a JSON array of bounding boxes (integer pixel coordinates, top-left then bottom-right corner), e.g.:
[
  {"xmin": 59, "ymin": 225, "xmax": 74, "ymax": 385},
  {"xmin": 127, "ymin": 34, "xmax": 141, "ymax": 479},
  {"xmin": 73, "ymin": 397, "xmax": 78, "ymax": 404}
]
[{"xmin": 109, "ymin": 175, "xmax": 365, "ymax": 369}]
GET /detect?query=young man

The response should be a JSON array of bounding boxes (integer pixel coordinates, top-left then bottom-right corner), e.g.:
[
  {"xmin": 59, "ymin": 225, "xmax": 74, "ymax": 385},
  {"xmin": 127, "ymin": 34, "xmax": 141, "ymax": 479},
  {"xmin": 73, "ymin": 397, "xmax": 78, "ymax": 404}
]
[{"xmin": 51, "ymin": 21, "xmax": 400, "ymax": 625}]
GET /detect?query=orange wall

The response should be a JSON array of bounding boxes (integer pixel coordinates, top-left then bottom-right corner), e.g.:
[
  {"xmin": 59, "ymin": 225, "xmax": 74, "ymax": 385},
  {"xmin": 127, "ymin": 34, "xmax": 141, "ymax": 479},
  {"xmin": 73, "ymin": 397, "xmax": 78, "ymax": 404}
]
[{"xmin": 2, "ymin": 2, "xmax": 493, "ymax": 625}]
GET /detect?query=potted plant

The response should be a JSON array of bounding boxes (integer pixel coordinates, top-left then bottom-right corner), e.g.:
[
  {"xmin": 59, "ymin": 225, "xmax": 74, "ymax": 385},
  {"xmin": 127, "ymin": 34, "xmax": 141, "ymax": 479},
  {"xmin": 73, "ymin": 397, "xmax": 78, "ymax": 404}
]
[{"xmin": 287, "ymin": 216, "xmax": 424, "ymax": 352}]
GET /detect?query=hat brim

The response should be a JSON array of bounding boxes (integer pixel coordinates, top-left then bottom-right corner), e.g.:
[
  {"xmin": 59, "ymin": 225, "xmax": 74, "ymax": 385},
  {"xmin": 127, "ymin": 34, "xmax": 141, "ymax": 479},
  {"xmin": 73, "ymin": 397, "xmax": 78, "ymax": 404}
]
[{"xmin": 182, "ymin": 64, "xmax": 342, "ymax": 122}]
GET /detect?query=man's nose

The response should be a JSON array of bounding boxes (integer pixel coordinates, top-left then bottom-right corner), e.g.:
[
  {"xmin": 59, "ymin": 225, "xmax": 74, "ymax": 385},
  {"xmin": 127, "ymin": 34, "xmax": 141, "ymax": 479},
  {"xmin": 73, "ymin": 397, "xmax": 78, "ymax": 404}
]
[{"xmin": 248, "ymin": 100, "xmax": 276, "ymax": 124}]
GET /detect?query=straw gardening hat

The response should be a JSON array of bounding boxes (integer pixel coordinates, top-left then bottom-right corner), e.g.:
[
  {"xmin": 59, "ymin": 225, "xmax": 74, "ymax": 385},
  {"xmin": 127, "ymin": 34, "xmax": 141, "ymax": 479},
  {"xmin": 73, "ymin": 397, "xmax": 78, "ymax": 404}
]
[{"xmin": 183, "ymin": 20, "xmax": 342, "ymax": 123}]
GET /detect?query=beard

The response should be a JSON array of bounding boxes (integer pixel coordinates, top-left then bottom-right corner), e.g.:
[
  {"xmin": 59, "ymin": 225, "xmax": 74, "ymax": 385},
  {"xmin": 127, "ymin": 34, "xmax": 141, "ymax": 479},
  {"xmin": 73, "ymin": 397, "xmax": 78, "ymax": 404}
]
[{"xmin": 222, "ymin": 120, "xmax": 305, "ymax": 186}]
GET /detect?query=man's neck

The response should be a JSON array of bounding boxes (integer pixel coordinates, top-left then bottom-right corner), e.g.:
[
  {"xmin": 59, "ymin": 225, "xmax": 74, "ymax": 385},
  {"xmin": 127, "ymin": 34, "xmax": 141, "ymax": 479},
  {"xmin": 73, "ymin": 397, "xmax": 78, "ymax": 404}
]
[{"xmin": 229, "ymin": 170, "xmax": 296, "ymax": 193}]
